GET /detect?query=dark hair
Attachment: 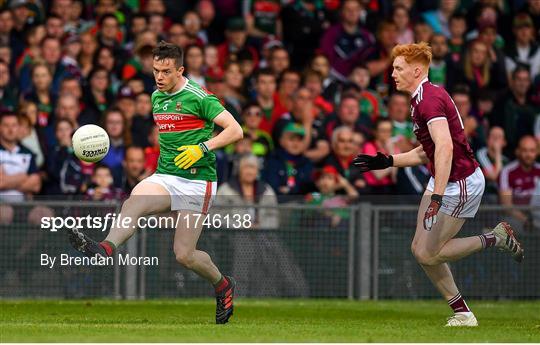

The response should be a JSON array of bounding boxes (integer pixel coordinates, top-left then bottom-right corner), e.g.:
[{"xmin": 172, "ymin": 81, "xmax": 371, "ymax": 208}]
[
  {"xmin": 40, "ymin": 35, "xmax": 60, "ymax": 48},
  {"xmin": 99, "ymin": 13, "xmax": 118, "ymax": 27},
  {"xmin": 451, "ymin": 84, "xmax": 471, "ymax": 97},
  {"xmin": 389, "ymin": 90, "xmax": 409, "ymax": 101},
  {"xmin": 0, "ymin": 112, "xmax": 18, "ymax": 123},
  {"xmin": 92, "ymin": 163, "xmax": 112, "ymax": 175},
  {"xmin": 54, "ymin": 118, "xmax": 75, "ymax": 132},
  {"xmin": 46, "ymin": 14, "xmax": 62, "ymax": 23},
  {"xmin": 131, "ymin": 13, "xmax": 148, "ymax": 24},
  {"xmin": 450, "ymin": 13, "xmax": 466, "ymax": 23},
  {"xmin": 92, "ymin": 45, "xmax": 115, "ymax": 70},
  {"xmin": 374, "ymin": 117, "xmax": 392, "ymax": 130},
  {"xmin": 152, "ymin": 40, "xmax": 184, "ymax": 67},
  {"xmin": 255, "ymin": 67, "xmax": 275, "ymax": 81},
  {"xmin": 512, "ymin": 64, "xmax": 530, "ymax": 80}
]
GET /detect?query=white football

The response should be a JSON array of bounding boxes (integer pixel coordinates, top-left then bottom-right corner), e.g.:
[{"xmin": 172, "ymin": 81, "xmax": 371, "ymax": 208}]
[{"xmin": 72, "ymin": 124, "xmax": 110, "ymax": 163}]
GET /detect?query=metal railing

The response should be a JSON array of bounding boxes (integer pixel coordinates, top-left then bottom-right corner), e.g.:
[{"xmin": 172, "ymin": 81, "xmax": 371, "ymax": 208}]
[{"xmin": 0, "ymin": 200, "xmax": 538, "ymax": 299}]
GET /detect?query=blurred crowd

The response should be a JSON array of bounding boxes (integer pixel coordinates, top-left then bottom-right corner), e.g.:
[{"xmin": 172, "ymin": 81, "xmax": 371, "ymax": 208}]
[{"xmin": 1, "ymin": 0, "xmax": 540, "ymax": 229}]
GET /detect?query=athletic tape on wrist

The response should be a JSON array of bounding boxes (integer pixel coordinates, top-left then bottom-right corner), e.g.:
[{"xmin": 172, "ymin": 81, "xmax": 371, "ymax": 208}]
[{"xmin": 199, "ymin": 142, "xmax": 210, "ymax": 153}]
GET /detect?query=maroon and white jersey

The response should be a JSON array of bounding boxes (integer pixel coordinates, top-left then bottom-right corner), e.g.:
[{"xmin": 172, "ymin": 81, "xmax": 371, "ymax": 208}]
[
  {"xmin": 499, "ymin": 161, "xmax": 540, "ymax": 205},
  {"xmin": 410, "ymin": 78, "xmax": 479, "ymax": 182}
]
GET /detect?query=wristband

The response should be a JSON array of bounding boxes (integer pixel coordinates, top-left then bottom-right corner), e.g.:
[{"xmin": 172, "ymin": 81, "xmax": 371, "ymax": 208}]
[
  {"xmin": 431, "ymin": 194, "xmax": 443, "ymax": 204},
  {"xmin": 199, "ymin": 142, "xmax": 210, "ymax": 154}
]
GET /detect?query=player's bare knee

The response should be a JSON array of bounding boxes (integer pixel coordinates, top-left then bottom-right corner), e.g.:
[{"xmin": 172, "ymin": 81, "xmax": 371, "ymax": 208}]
[
  {"xmin": 413, "ymin": 249, "xmax": 437, "ymax": 266},
  {"xmin": 174, "ymin": 249, "xmax": 196, "ymax": 269}
]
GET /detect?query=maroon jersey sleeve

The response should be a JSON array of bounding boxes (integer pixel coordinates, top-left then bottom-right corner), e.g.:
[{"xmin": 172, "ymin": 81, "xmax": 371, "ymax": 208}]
[{"xmin": 417, "ymin": 93, "xmax": 447, "ymax": 124}]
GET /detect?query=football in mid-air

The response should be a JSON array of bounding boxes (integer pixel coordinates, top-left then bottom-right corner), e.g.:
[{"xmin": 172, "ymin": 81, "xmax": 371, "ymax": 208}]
[{"xmin": 72, "ymin": 124, "xmax": 110, "ymax": 163}]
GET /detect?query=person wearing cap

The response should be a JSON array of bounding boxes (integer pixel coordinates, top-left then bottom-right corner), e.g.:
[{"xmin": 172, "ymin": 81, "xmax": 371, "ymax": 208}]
[
  {"xmin": 262, "ymin": 121, "xmax": 313, "ymax": 202},
  {"xmin": 305, "ymin": 164, "xmax": 358, "ymax": 228},
  {"xmin": 505, "ymin": 13, "xmax": 540, "ymax": 81},
  {"xmin": 217, "ymin": 17, "xmax": 259, "ymax": 70}
]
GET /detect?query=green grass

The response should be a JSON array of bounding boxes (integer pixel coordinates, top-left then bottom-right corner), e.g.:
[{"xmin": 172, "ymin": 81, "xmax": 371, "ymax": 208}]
[{"xmin": 1, "ymin": 299, "xmax": 539, "ymax": 342}]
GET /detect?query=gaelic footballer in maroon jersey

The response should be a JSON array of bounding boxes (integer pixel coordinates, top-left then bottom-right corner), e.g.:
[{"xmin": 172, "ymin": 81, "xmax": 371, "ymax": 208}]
[
  {"xmin": 409, "ymin": 78, "xmax": 479, "ymax": 182},
  {"xmin": 353, "ymin": 42, "xmax": 524, "ymax": 327}
]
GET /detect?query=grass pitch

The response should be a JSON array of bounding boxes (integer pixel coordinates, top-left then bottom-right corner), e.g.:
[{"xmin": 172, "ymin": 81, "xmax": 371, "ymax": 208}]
[{"xmin": 1, "ymin": 299, "xmax": 539, "ymax": 342}]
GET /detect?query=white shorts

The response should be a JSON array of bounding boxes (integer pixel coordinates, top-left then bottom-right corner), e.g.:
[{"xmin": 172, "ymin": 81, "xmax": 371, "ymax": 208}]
[
  {"xmin": 142, "ymin": 173, "xmax": 217, "ymax": 213},
  {"xmin": 426, "ymin": 167, "xmax": 485, "ymax": 218}
]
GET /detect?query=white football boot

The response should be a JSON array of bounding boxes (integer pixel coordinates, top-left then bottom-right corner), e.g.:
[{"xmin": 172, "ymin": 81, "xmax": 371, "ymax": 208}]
[
  {"xmin": 493, "ymin": 222, "xmax": 524, "ymax": 263},
  {"xmin": 445, "ymin": 312, "xmax": 478, "ymax": 327}
]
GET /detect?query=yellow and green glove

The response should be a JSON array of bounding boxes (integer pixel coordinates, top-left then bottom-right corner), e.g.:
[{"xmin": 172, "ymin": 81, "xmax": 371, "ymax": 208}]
[{"xmin": 174, "ymin": 142, "xmax": 210, "ymax": 169}]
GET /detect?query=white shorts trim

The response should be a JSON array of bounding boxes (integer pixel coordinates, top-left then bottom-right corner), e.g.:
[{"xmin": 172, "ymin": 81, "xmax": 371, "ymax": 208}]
[
  {"xmin": 142, "ymin": 173, "xmax": 217, "ymax": 213},
  {"xmin": 426, "ymin": 167, "xmax": 485, "ymax": 218}
]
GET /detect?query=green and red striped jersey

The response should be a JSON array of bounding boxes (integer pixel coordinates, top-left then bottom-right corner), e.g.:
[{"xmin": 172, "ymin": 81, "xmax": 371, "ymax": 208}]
[{"xmin": 151, "ymin": 78, "xmax": 225, "ymax": 181}]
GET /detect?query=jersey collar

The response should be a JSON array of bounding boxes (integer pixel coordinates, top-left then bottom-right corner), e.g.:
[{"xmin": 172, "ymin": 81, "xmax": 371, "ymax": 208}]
[
  {"xmin": 165, "ymin": 77, "xmax": 189, "ymax": 96},
  {"xmin": 411, "ymin": 77, "xmax": 429, "ymax": 99}
]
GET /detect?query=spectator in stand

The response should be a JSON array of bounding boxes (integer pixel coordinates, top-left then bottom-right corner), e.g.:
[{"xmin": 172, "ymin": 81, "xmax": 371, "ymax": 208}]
[
  {"xmin": 303, "ymin": 69, "xmax": 334, "ymax": 117},
  {"xmin": 45, "ymin": 14, "xmax": 64, "ymax": 40},
  {"xmin": 320, "ymin": 0, "xmax": 375, "ymax": 82},
  {"xmin": 0, "ymin": 113, "xmax": 41, "ymax": 203},
  {"xmin": 24, "ymin": 62, "xmax": 55, "ymax": 128},
  {"xmin": 243, "ymin": 0, "xmax": 283, "ymax": 38},
  {"xmin": 14, "ymin": 24, "xmax": 45, "ymax": 73},
  {"xmin": 239, "ymin": 103, "xmax": 274, "ymax": 158},
  {"xmin": 422, "ymin": 0, "xmax": 459, "ymax": 38},
  {"xmin": 131, "ymin": 92, "xmax": 153, "ymax": 147},
  {"xmin": 272, "ymin": 87, "xmax": 315, "ymax": 154},
  {"xmin": 306, "ymin": 165, "xmax": 358, "ymax": 229},
  {"xmin": 17, "ymin": 113, "xmax": 43, "ymax": 169},
  {"xmin": 125, "ymin": 14, "xmax": 148, "ymax": 50},
  {"xmin": 448, "ymin": 39, "xmax": 507, "ymax": 100},
  {"xmin": 361, "ymin": 118, "xmax": 398, "ymax": 194},
  {"xmin": 367, "ymin": 20, "xmax": 398, "ymax": 99},
  {"xmin": 505, "ymin": 13, "xmax": 540, "ymax": 81},
  {"xmin": 277, "ymin": 69, "xmax": 301, "ymax": 112},
  {"xmin": 499, "ymin": 135, "xmax": 540, "ymax": 231},
  {"xmin": 348, "ymin": 64, "xmax": 385, "ymax": 121},
  {"xmin": 448, "ymin": 13, "xmax": 467, "ymax": 63},
  {"xmin": 148, "ymin": 13, "xmax": 166, "ymax": 41},
  {"xmin": 281, "ymin": 0, "xmax": 329, "ymax": 69},
  {"xmin": 119, "ymin": 146, "xmax": 148, "ymax": 193},
  {"xmin": 184, "ymin": 44, "xmax": 206, "ymax": 87},
  {"xmin": 413, "ymin": 19, "xmax": 434, "ymax": 43},
  {"xmin": 451, "ymin": 86, "xmax": 485, "ymax": 151},
  {"xmin": 491, "ymin": 66, "xmax": 538, "ymax": 158},
  {"xmin": 310, "ymin": 53, "xmax": 340, "ymax": 103},
  {"xmin": 217, "ymin": 154, "xmax": 279, "ymax": 229},
  {"xmin": 253, "ymin": 68, "xmax": 286, "ymax": 134},
  {"xmin": 56, "ymin": 93, "xmax": 81, "ymax": 130},
  {"xmin": 0, "ymin": 60, "xmax": 17, "ymax": 112},
  {"xmin": 263, "ymin": 122, "xmax": 313, "ymax": 202},
  {"xmin": 97, "ymin": 14, "xmax": 125, "ymax": 60},
  {"xmin": 183, "ymin": 11, "xmax": 204, "ymax": 47},
  {"xmin": 144, "ymin": 125, "xmax": 160, "ymax": 174},
  {"xmin": 0, "ymin": 8, "xmax": 22, "ymax": 59},
  {"xmin": 19, "ymin": 37, "xmax": 69, "ymax": 94},
  {"xmin": 428, "ymin": 33, "xmax": 451, "ymax": 87},
  {"xmin": 59, "ymin": 76, "xmax": 82, "ymax": 100},
  {"xmin": 78, "ymin": 31, "xmax": 98, "ymax": 77},
  {"xmin": 477, "ymin": 126, "xmax": 508, "ymax": 197},
  {"xmin": 122, "ymin": 45, "xmax": 154, "ymax": 81},
  {"xmin": 115, "ymin": 87, "xmax": 137, "ymax": 125},
  {"xmin": 218, "ymin": 17, "xmax": 258, "ymax": 69},
  {"xmin": 324, "ymin": 126, "xmax": 366, "ymax": 192},
  {"xmin": 101, "ymin": 108, "xmax": 130, "ymax": 185},
  {"xmin": 324, "ymin": 94, "xmax": 371, "ymax": 142},
  {"xmin": 393, "ymin": 4, "xmax": 414, "ymax": 45},
  {"xmin": 167, "ymin": 23, "xmax": 190, "ymax": 50},
  {"xmin": 93, "ymin": 45, "xmax": 120, "ymax": 93},
  {"xmin": 222, "ymin": 61, "xmax": 247, "ymax": 122},
  {"xmin": 268, "ymin": 46, "xmax": 290, "ymax": 78},
  {"xmin": 82, "ymin": 66, "xmax": 114, "ymax": 124},
  {"xmin": 387, "ymin": 91, "xmax": 415, "ymax": 153},
  {"xmin": 85, "ymin": 164, "xmax": 125, "ymax": 201},
  {"xmin": 196, "ymin": 0, "xmax": 223, "ymax": 45}
]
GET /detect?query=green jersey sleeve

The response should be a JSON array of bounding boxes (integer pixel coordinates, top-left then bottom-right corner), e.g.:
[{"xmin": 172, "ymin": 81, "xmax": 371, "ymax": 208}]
[{"xmin": 200, "ymin": 94, "xmax": 225, "ymax": 122}]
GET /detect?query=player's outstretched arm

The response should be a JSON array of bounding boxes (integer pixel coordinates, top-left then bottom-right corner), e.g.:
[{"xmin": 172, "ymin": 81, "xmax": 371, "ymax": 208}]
[
  {"xmin": 206, "ymin": 110, "xmax": 244, "ymax": 150},
  {"xmin": 353, "ymin": 145, "xmax": 428, "ymax": 171},
  {"xmin": 392, "ymin": 145, "xmax": 429, "ymax": 168}
]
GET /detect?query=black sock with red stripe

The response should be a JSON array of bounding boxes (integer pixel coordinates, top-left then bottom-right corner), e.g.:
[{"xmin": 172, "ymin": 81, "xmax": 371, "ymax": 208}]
[
  {"xmin": 99, "ymin": 241, "xmax": 116, "ymax": 256},
  {"xmin": 214, "ymin": 275, "xmax": 229, "ymax": 293}
]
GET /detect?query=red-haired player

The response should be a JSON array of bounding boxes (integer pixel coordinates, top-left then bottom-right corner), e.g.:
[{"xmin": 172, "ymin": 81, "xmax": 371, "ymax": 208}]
[{"xmin": 354, "ymin": 42, "xmax": 524, "ymax": 326}]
